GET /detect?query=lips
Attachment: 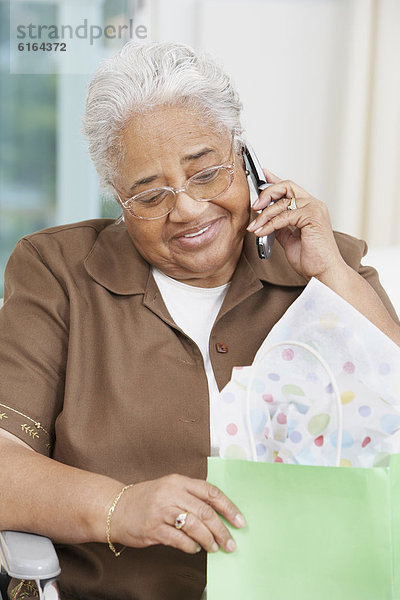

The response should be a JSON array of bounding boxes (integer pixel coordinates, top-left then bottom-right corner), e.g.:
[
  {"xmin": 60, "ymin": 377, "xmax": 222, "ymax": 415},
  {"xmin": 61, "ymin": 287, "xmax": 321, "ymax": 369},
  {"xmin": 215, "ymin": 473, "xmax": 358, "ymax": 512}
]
[
  {"xmin": 182, "ymin": 224, "xmax": 211, "ymax": 238},
  {"xmin": 170, "ymin": 218, "xmax": 223, "ymax": 248}
]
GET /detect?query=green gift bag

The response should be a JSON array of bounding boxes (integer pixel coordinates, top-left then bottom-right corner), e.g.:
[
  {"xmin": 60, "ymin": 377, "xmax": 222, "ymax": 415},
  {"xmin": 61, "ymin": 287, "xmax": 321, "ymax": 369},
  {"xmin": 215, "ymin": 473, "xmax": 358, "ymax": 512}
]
[{"xmin": 207, "ymin": 454, "xmax": 400, "ymax": 599}]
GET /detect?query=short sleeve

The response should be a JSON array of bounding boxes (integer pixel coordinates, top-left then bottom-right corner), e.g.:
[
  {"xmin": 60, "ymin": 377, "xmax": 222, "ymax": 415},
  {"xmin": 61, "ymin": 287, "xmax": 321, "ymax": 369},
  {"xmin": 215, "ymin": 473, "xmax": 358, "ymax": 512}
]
[{"xmin": 0, "ymin": 238, "xmax": 69, "ymax": 455}]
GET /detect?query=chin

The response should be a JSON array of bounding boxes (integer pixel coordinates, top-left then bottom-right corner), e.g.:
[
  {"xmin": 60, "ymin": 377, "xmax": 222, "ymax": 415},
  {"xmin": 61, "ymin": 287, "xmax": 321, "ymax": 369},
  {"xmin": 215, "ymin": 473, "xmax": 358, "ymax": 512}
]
[{"xmin": 181, "ymin": 244, "xmax": 239, "ymax": 284}]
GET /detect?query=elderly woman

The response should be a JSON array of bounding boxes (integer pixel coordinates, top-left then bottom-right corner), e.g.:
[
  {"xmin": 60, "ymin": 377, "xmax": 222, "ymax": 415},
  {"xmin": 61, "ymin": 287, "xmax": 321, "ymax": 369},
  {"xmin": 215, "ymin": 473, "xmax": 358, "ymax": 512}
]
[{"xmin": 0, "ymin": 41, "xmax": 399, "ymax": 600}]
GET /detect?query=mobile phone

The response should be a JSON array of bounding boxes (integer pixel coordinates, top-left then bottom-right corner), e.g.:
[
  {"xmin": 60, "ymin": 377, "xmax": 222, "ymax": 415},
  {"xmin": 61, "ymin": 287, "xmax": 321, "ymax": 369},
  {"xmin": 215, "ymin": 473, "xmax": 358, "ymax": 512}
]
[{"xmin": 243, "ymin": 142, "xmax": 275, "ymax": 259}]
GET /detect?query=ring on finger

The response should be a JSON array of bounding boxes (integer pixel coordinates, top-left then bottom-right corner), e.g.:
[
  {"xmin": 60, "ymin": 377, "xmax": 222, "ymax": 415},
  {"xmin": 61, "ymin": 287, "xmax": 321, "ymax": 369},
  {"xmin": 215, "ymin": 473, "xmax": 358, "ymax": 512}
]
[
  {"xmin": 287, "ymin": 197, "xmax": 297, "ymax": 211},
  {"xmin": 175, "ymin": 512, "xmax": 188, "ymax": 530}
]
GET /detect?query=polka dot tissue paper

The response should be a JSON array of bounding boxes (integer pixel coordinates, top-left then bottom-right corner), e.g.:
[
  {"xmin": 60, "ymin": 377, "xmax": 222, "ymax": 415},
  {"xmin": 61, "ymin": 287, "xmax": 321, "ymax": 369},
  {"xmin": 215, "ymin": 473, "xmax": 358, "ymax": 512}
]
[{"xmin": 216, "ymin": 278, "xmax": 400, "ymax": 468}]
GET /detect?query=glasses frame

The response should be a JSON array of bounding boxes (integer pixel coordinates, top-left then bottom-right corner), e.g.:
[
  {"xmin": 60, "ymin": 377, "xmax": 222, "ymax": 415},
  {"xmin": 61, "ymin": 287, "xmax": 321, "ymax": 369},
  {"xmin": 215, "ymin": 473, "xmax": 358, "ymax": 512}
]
[{"xmin": 114, "ymin": 137, "xmax": 237, "ymax": 221}]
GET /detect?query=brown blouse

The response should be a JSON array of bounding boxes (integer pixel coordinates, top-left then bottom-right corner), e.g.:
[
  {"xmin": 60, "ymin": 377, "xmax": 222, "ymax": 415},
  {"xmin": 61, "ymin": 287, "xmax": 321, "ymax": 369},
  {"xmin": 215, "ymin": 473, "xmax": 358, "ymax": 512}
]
[{"xmin": 0, "ymin": 219, "xmax": 397, "ymax": 599}]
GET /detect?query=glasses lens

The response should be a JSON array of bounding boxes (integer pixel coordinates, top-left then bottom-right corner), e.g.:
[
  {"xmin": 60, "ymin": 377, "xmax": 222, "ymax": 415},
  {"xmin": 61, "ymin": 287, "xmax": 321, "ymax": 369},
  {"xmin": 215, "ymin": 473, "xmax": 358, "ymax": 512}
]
[
  {"xmin": 129, "ymin": 188, "xmax": 175, "ymax": 219},
  {"xmin": 187, "ymin": 167, "xmax": 231, "ymax": 201}
]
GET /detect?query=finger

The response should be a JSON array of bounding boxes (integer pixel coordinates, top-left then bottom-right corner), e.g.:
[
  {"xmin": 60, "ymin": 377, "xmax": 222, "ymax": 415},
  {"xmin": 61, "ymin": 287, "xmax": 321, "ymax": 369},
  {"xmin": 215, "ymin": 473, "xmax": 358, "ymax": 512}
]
[
  {"xmin": 182, "ymin": 496, "xmax": 237, "ymax": 553},
  {"xmin": 181, "ymin": 480, "xmax": 245, "ymax": 552},
  {"xmin": 248, "ymin": 196, "xmax": 307, "ymax": 232},
  {"xmin": 253, "ymin": 179, "xmax": 308, "ymax": 210},
  {"xmin": 171, "ymin": 511, "xmax": 220, "ymax": 554},
  {"xmin": 252, "ymin": 196, "xmax": 331, "ymax": 238},
  {"xmin": 164, "ymin": 524, "xmax": 203, "ymax": 555},
  {"xmin": 253, "ymin": 203, "xmax": 306, "ymax": 237},
  {"xmin": 262, "ymin": 168, "xmax": 281, "ymax": 184},
  {"xmin": 187, "ymin": 479, "xmax": 246, "ymax": 530}
]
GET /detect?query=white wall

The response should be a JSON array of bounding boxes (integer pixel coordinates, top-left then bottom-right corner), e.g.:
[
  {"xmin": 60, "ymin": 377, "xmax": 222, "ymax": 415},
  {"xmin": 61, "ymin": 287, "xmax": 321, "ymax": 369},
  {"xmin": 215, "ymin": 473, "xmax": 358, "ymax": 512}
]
[{"xmin": 150, "ymin": 0, "xmax": 400, "ymax": 248}]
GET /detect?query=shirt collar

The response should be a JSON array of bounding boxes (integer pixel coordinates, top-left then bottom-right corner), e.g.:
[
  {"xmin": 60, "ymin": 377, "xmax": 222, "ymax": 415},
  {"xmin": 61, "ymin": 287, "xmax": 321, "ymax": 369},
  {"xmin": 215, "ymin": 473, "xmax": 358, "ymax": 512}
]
[
  {"xmin": 84, "ymin": 220, "xmax": 308, "ymax": 296},
  {"xmin": 84, "ymin": 220, "xmax": 150, "ymax": 295}
]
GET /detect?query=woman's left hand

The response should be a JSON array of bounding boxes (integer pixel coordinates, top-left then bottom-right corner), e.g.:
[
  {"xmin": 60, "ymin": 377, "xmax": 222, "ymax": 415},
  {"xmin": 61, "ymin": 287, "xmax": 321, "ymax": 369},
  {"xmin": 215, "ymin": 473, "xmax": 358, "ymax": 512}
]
[{"xmin": 247, "ymin": 170, "xmax": 346, "ymax": 281}]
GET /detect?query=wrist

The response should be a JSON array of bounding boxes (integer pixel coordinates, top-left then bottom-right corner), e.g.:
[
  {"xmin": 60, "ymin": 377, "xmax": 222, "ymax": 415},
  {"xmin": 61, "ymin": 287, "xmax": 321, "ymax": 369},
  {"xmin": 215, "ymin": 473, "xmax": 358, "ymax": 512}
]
[
  {"xmin": 81, "ymin": 477, "xmax": 125, "ymax": 544},
  {"xmin": 106, "ymin": 484, "xmax": 135, "ymax": 556},
  {"xmin": 315, "ymin": 258, "xmax": 352, "ymax": 291}
]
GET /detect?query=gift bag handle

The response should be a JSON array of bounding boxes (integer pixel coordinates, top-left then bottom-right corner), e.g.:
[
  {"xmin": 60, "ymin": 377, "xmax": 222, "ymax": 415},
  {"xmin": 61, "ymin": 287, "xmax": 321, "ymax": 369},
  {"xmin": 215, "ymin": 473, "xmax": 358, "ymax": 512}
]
[{"xmin": 245, "ymin": 340, "xmax": 343, "ymax": 466}]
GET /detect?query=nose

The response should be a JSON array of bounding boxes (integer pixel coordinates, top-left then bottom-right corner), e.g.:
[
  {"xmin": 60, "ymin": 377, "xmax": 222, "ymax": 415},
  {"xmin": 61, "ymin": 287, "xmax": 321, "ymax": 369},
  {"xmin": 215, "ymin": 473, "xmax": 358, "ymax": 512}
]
[{"xmin": 168, "ymin": 190, "xmax": 209, "ymax": 223}]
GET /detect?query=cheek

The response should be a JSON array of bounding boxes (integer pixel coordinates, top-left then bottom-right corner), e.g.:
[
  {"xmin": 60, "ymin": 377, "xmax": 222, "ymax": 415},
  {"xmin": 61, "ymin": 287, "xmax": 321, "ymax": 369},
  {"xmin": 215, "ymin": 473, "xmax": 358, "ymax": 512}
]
[
  {"xmin": 125, "ymin": 216, "xmax": 168, "ymax": 258},
  {"xmin": 230, "ymin": 181, "xmax": 251, "ymax": 225}
]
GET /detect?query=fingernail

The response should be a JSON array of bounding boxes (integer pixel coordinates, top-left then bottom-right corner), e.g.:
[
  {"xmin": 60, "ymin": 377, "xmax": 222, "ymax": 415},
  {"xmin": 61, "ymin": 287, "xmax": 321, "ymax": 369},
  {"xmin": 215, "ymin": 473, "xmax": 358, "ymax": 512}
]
[
  {"xmin": 195, "ymin": 544, "xmax": 202, "ymax": 553},
  {"xmin": 247, "ymin": 220, "xmax": 257, "ymax": 231},
  {"xmin": 254, "ymin": 227, "xmax": 263, "ymax": 235},
  {"xmin": 235, "ymin": 514, "xmax": 246, "ymax": 528},
  {"xmin": 211, "ymin": 542, "xmax": 219, "ymax": 553},
  {"xmin": 226, "ymin": 539, "xmax": 236, "ymax": 553}
]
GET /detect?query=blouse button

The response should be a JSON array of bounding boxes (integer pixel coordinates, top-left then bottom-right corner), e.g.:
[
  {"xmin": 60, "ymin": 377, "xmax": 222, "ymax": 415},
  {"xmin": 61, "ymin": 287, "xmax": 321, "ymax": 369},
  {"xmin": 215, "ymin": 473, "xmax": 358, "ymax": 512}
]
[{"xmin": 216, "ymin": 342, "xmax": 228, "ymax": 353}]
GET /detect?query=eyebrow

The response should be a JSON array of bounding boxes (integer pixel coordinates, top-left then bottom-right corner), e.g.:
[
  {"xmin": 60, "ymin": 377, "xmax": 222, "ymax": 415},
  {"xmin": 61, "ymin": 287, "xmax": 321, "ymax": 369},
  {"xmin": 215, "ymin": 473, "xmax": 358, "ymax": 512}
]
[
  {"xmin": 182, "ymin": 148, "xmax": 215, "ymax": 162},
  {"xmin": 128, "ymin": 147, "xmax": 216, "ymax": 194}
]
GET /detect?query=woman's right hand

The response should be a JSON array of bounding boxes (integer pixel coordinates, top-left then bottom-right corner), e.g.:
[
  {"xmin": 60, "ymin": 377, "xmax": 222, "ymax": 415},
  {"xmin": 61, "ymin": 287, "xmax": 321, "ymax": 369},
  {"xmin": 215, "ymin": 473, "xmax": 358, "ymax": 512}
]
[{"xmin": 109, "ymin": 474, "xmax": 246, "ymax": 554}]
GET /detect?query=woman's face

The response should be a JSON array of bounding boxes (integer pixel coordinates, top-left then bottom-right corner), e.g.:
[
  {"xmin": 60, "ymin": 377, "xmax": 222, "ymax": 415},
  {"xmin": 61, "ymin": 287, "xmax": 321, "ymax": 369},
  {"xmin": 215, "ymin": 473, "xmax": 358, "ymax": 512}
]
[{"xmin": 115, "ymin": 106, "xmax": 251, "ymax": 287}]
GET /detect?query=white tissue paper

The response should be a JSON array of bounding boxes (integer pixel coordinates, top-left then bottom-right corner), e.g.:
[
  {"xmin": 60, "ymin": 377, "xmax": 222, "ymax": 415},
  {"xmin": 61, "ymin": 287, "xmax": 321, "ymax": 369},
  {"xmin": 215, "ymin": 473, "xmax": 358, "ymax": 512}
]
[{"xmin": 216, "ymin": 278, "xmax": 400, "ymax": 467}]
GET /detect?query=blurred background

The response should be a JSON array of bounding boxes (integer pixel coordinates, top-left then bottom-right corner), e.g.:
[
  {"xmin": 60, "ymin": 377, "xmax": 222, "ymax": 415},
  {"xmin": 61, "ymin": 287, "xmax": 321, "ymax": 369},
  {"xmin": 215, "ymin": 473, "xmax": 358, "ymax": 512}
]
[{"xmin": 1, "ymin": 0, "xmax": 399, "ymax": 309}]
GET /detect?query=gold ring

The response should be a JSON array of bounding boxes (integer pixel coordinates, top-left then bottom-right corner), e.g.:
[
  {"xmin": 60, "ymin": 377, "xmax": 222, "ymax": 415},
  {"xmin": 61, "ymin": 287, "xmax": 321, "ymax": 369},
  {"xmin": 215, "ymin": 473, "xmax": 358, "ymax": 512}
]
[
  {"xmin": 288, "ymin": 197, "xmax": 297, "ymax": 210},
  {"xmin": 175, "ymin": 512, "xmax": 188, "ymax": 530}
]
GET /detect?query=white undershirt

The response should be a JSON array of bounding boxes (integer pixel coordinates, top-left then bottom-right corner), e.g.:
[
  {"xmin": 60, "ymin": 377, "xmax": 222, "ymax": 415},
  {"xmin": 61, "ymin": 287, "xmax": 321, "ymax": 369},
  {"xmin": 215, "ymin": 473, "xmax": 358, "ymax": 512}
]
[{"xmin": 152, "ymin": 267, "xmax": 230, "ymax": 456}]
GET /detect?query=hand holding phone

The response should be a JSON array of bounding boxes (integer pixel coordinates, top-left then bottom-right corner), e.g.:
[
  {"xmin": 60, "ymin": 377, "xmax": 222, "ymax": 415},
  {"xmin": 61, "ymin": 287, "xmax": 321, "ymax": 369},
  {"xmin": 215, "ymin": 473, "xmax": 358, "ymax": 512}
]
[{"xmin": 243, "ymin": 142, "xmax": 275, "ymax": 259}]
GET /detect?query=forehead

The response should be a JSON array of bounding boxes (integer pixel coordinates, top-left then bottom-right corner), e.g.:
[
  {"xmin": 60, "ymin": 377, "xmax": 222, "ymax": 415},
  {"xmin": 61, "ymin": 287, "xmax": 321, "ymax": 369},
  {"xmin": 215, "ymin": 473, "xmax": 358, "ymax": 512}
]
[{"xmin": 119, "ymin": 105, "xmax": 231, "ymax": 170}]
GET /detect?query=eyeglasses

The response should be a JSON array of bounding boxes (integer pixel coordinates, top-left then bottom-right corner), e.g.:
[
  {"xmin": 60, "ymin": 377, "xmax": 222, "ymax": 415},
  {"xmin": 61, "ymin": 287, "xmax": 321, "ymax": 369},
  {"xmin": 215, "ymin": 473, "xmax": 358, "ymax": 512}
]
[{"xmin": 115, "ymin": 139, "xmax": 236, "ymax": 220}]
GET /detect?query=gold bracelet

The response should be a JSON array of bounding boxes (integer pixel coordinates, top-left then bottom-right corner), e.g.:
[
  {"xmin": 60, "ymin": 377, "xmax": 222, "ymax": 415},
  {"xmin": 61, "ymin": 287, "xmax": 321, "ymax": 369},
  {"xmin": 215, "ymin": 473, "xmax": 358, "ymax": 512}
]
[{"xmin": 106, "ymin": 484, "xmax": 134, "ymax": 557}]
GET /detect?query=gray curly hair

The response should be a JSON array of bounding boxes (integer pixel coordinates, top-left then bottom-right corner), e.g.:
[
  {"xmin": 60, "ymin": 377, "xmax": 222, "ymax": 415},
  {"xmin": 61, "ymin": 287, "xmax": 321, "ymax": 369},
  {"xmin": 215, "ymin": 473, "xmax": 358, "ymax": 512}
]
[{"xmin": 82, "ymin": 40, "xmax": 245, "ymax": 194}]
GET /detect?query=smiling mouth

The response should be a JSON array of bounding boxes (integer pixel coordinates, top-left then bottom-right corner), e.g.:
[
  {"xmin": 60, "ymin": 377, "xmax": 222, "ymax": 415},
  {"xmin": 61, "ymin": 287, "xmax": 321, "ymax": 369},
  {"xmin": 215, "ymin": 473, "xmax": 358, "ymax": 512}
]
[
  {"xmin": 171, "ymin": 218, "xmax": 222, "ymax": 247},
  {"xmin": 183, "ymin": 224, "xmax": 211, "ymax": 238}
]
